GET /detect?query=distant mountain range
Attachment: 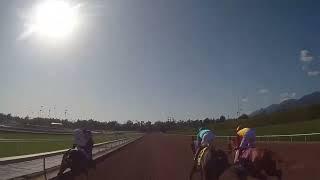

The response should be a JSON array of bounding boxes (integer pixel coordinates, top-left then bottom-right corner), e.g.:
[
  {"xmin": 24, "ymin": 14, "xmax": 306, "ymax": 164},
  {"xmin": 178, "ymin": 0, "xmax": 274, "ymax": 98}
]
[{"xmin": 250, "ymin": 91, "xmax": 320, "ymax": 117}]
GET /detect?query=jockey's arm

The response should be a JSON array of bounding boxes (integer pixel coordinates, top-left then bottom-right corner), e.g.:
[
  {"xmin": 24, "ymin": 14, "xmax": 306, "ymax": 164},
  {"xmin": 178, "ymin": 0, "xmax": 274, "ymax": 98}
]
[
  {"xmin": 234, "ymin": 135, "xmax": 242, "ymax": 150},
  {"xmin": 238, "ymin": 134, "xmax": 248, "ymax": 150}
]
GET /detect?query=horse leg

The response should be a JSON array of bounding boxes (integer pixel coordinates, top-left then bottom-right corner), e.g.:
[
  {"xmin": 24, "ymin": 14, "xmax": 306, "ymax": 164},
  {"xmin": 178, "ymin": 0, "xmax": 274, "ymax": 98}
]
[
  {"xmin": 57, "ymin": 165, "xmax": 66, "ymax": 177},
  {"xmin": 276, "ymin": 170, "xmax": 282, "ymax": 180},
  {"xmin": 200, "ymin": 168, "xmax": 204, "ymax": 180},
  {"xmin": 85, "ymin": 169, "xmax": 89, "ymax": 180},
  {"xmin": 265, "ymin": 166, "xmax": 282, "ymax": 180},
  {"xmin": 264, "ymin": 156, "xmax": 282, "ymax": 180},
  {"xmin": 57, "ymin": 159, "xmax": 68, "ymax": 178},
  {"xmin": 231, "ymin": 166, "xmax": 247, "ymax": 180},
  {"xmin": 252, "ymin": 171, "xmax": 267, "ymax": 180},
  {"xmin": 189, "ymin": 164, "xmax": 196, "ymax": 180}
]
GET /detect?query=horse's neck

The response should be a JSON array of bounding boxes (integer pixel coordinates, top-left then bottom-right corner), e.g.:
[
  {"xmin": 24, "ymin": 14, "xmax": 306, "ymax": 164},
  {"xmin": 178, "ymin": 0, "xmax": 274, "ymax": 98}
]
[{"xmin": 231, "ymin": 137, "xmax": 241, "ymax": 148}]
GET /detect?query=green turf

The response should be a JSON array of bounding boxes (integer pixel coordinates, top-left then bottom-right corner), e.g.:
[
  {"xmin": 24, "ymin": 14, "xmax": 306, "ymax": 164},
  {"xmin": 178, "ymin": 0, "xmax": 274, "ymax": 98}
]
[
  {"xmin": 212, "ymin": 118, "xmax": 320, "ymax": 136},
  {"xmin": 0, "ymin": 132, "xmax": 72, "ymax": 140},
  {"xmin": 0, "ymin": 131, "xmax": 140, "ymax": 158},
  {"xmin": 253, "ymin": 119, "xmax": 320, "ymax": 135}
]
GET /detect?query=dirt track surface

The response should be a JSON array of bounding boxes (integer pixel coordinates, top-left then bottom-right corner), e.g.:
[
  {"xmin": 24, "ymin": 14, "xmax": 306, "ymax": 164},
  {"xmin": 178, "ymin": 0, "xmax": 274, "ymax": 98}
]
[{"xmin": 75, "ymin": 133, "xmax": 320, "ymax": 180}]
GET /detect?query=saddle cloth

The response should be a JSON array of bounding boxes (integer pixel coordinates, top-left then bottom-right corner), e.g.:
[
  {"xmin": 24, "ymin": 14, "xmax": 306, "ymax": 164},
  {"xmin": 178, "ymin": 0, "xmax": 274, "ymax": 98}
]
[
  {"xmin": 197, "ymin": 147, "xmax": 208, "ymax": 167},
  {"xmin": 240, "ymin": 148, "xmax": 255, "ymax": 161}
]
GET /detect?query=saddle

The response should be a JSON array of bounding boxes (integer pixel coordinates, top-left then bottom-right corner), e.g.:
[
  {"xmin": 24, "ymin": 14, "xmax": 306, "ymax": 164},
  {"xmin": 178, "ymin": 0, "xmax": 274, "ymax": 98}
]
[
  {"xmin": 239, "ymin": 148, "xmax": 256, "ymax": 162},
  {"xmin": 196, "ymin": 147, "xmax": 208, "ymax": 167}
]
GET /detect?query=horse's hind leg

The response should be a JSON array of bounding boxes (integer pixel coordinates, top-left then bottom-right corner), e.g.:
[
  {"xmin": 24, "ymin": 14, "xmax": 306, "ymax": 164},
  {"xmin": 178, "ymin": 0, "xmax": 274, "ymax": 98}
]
[
  {"xmin": 200, "ymin": 168, "xmax": 205, "ymax": 180},
  {"xmin": 189, "ymin": 165, "xmax": 196, "ymax": 180},
  {"xmin": 57, "ymin": 162, "xmax": 68, "ymax": 178},
  {"xmin": 229, "ymin": 164, "xmax": 247, "ymax": 180},
  {"xmin": 265, "ymin": 160, "xmax": 282, "ymax": 180},
  {"xmin": 275, "ymin": 170, "xmax": 282, "ymax": 180},
  {"xmin": 252, "ymin": 172, "xmax": 267, "ymax": 180},
  {"xmin": 85, "ymin": 170, "xmax": 89, "ymax": 180},
  {"xmin": 265, "ymin": 168, "xmax": 282, "ymax": 180}
]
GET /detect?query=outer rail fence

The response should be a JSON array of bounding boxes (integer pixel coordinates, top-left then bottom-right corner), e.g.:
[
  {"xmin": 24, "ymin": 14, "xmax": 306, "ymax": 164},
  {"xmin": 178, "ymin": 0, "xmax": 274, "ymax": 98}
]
[
  {"xmin": 215, "ymin": 132, "xmax": 320, "ymax": 143},
  {"xmin": 182, "ymin": 132, "xmax": 320, "ymax": 143},
  {"xmin": 0, "ymin": 137, "xmax": 141, "ymax": 180}
]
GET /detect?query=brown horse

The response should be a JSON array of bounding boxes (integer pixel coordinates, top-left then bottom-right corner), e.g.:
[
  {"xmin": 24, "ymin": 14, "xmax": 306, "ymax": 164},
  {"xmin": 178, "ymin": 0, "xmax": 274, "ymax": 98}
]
[
  {"xmin": 229, "ymin": 137, "xmax": 283, "ymax": 180},
  {"xmin": 190, "ymin": 137, "xmax": 230, "ymax": 180}
]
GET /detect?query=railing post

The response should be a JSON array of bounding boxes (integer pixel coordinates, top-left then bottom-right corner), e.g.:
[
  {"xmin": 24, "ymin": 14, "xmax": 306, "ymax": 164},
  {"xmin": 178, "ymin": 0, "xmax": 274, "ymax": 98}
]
[
  {"xmin": 290, "ymin": 136, "xmax": 293, "ymax": 142},
  {"xmin": 305, "ymin": 136, "xmax": 307, "ymax": 143},
  {"xmin": 43, "ymin": 156, "xmax": 47, "ymax": 180}
]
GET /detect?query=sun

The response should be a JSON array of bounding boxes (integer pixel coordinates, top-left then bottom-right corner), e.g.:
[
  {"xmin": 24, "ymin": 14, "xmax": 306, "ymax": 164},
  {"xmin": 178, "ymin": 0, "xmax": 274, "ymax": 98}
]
[{"xmin": 27, "ymin": 0, "xmax": 80, "ymax": 39}]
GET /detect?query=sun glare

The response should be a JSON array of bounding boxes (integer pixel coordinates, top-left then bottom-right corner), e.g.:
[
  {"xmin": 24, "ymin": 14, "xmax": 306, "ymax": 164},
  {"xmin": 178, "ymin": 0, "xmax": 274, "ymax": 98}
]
[{"xmin": 28, "ymin": 0, "xmax": 80, "ymax": 39}]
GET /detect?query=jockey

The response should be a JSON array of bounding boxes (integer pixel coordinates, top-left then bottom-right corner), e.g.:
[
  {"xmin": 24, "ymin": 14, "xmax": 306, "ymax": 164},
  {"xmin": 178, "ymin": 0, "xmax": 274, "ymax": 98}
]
[
  {"xmin": 73, "ymin": 128, "xmax": 94, "ymax": 162},
  {"xmin": 234, "ymin": 126, "xmax": 256, "ymax": 163},
  {"xmin": 194, "ymin": 127, "xmax": 215, "ymax": 160}
]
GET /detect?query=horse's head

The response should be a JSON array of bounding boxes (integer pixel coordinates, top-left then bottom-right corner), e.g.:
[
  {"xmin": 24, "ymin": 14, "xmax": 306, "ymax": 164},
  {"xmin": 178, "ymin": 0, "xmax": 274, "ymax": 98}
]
[{"xmin": 227, "ymin": 137, "xmax": 240, "ymax": 154}]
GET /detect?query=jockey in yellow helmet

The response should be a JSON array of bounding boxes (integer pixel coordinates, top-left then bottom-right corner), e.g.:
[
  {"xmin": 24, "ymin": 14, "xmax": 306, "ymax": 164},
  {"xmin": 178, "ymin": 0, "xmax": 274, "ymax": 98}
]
[{"xmin": 234, "ymin": 126, "xmax": 256, "ymax": 163}]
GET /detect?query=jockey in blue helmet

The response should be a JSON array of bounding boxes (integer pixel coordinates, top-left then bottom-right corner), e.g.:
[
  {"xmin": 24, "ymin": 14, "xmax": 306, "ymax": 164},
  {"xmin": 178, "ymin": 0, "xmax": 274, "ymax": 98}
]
[{"xmin": 194, "ymin": 127, "xmax": 215, "ymax": 160}]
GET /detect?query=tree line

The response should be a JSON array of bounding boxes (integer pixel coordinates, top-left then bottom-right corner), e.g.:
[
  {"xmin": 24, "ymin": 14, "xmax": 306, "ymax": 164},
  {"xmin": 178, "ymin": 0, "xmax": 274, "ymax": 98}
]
[
  {"xmin": 0, "ymin": 113, "xmax": 230, "ymax": 132},
  {"xmin": 3, "ymin": 103, "xmax": 318, "ymax": 133}
]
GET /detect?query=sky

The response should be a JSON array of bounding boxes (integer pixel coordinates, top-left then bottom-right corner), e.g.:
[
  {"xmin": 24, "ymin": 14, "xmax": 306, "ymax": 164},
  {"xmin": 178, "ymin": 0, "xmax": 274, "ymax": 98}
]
[{"xmin": 0, "ymin": 0, "xmax": 320, "ymax": 122}]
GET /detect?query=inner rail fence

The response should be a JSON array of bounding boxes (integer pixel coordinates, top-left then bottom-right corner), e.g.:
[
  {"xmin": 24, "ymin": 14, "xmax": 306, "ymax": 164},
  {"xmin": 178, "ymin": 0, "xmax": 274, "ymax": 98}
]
[{"xmin": 0, "ymin": 137, "xmax": 142, "ymax": 180}]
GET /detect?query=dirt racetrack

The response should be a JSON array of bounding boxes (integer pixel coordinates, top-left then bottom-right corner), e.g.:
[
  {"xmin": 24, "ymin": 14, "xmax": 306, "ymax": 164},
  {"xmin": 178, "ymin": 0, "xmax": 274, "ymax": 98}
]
[{"xmin": 73, "ymin": 133, "xmax": 320, "ymax": 180}]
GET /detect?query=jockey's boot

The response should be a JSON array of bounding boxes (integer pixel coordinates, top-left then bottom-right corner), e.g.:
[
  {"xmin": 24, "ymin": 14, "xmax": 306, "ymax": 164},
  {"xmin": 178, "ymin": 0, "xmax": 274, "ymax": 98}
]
[{"xmin": 234, "ymin": 150, "xmax": 240, "ymax": 163}]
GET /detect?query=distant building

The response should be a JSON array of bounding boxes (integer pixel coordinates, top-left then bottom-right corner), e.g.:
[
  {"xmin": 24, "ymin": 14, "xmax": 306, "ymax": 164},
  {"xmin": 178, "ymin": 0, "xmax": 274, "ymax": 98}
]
[{"xmin": 51, "ymin": 122, "xmax": 63, "ymax": 126}]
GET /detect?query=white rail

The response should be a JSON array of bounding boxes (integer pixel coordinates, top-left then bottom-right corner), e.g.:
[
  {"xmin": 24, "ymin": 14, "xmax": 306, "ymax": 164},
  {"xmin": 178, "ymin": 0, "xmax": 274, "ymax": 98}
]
[
  {"xmin": 0, "ymin": 138, "xmax": 128, "ymax": 164},
  {"xmin": 184, "ymin": 132, "xmax": 320, "ymax": 142},
  {"xmin": 256, "ymin": 132, "xmax": 320, "ymax": 137},
  {"xmin": 214, "ymin": 132, "xmax": 320, "ymax": 143}
]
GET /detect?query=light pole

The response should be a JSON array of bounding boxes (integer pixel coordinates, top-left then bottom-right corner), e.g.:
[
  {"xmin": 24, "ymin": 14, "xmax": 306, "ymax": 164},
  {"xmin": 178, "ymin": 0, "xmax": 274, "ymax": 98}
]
[
  {"xmin": 40, "ymin": 105, "xmax": 44, "ymax": 118},
  {"xmin": 237, "ymin": 97, "xmax": 240, "ymax": 118},
  {"xmin": 64, "ymin": 109, "xmax": 68, "ymax": 120}
]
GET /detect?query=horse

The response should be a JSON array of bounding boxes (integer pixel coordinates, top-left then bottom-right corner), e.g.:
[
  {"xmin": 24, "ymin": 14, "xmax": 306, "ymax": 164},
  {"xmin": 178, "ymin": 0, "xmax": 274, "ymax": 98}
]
[
  {"xmin": 57, "ymin": 148, "xmax": 93, "ymax": 180},
  {"xmin": 228, "ymin": 137, "xmax": 283, "ymax": 180},
  {"xmin": 190, "ymin": 136, "xmax": 230, "ymax": 180}
]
